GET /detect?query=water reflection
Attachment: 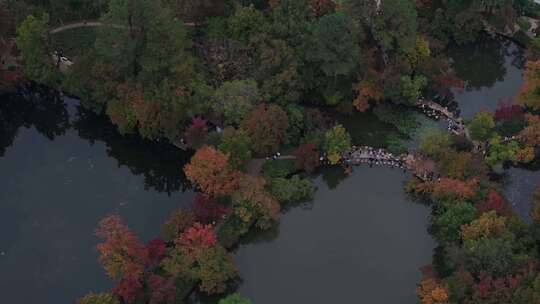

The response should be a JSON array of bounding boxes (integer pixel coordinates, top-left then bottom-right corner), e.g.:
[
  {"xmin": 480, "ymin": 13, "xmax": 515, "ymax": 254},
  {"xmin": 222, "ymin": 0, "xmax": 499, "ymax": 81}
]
[
  {"xmin": 449, "ymin": 35, "xmax": 525, "ymax": 118},
  {"xmin": 0, "ymin": 90, "xmax": 192, "ymax": 193},
  {"xmin": 0, "ymin": 90, "xmax": 194, "ymax": 303}
]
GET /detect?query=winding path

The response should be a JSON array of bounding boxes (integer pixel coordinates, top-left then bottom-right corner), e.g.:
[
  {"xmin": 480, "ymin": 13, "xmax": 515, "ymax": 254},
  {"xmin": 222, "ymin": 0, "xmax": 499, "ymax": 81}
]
[{"xmin": 48, "ymin": 20, "xmax": 196, "ymax": 35}]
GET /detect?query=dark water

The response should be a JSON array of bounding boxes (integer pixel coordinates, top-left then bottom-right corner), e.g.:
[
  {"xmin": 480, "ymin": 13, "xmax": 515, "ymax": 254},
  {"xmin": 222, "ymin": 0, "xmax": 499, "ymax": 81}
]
[
  {"xmin": 450, "ymin": 35, "xmax": 540, "ymax": 220},
  {"xmin": 235, "ymin": 168, "xmax": 434, "ymax": 304},
  {"xmin": 0, "ymin": 92, "xmax": 193, "ymax": 303},
  {"xmin": 449, "ymin": 34, "xmax": 525, "ymax": 118}
]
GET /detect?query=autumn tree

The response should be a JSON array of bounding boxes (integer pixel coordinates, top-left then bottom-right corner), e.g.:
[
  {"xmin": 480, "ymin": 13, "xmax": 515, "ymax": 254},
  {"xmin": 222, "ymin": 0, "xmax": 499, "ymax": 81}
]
[
  {"xmin": 192, "ymin": 193, "xmax": 230, "ymax": 224},
  {"xmin": 79, "ymin": 292, "xmax": 120, "ymax": 304},
  {"xmin": 147, "ymin": 274, "xmax": 176, "ymax": 304},
  {"xmin": 232, "ymin": 175, "xmax": 281, "ymax": 229},
  {"xmin": 519, "ymin": 114, "xmax": 540, "ymax": 147},
  {"xmin": 485, "ymin": 136, "xmax": 518, "ymax": 168},
  {"xmin": 431, "ymin": 178, "xmax": 479, "ymax": 202},
  {"xmin": 184, "ymin": 116, "xmax": 209, "ymax": 149},
  {"xmin": 162, "ymin": 209, "xmax": 195, "ymax": 241},
  {"xmin": 323, "ymin": 124, "xmax": 351, "ymax": 164},
  {"xmin": 519, "ymin": 60, "xmax": 540, "ymax": 111},
  {"xmin": 176, "ymin": 223, "xmax": 217, "ymax": 258},
  {"xmin": 292, "ymin": 142, "xmax": 320, "ymax": 173},
  {"xmin": 416, "ymin": 278, "xmax": 450, "ymax": 304},
  {"xmin": 95, "ymin": 215, "xmax": 146, "ymax": 281},
  {"xmin": 184, "ymin": 146, "xmax": 241, "ymax": 197},
  {"xmin": 476, "ymin": 190, "xmax": 512, "ymax": 217},
  {"xmin": 242, "ymin": 104, "xmax": 289, "ymax": 155}
]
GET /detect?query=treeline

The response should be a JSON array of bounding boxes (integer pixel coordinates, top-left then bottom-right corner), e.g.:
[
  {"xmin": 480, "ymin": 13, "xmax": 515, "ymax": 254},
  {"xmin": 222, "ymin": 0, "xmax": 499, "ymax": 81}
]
[
  {"xmin": 8, "ymin": 1, "xmax": 540, "ymax": 304},
  {"xmin": 10, "ymin": 0, "xmax": 523, "ymax": 148}
]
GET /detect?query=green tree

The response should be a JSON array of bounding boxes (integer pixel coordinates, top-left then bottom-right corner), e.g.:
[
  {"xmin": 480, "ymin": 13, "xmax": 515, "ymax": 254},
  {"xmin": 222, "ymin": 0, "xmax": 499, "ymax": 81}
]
[
  {"xmin": 372, "ymin": 0, "xmax": 418, "ymax": 54},
  {"xmin": 308, "ymin": 12, "xmax": 360, "ymax": 77},
  {"xmin": 219, "ymin": 293, "xmax": 252, "ymax": 304},
  {"xmin": 218, "ymin": 127, "xmax": 252, "ymax": 169},
  {"xmin": 469, "ymin": 111, "xmax": 495, "ymax": 141},
  {"xmin": 420, "ymin": 131, "xmax": 453, "ymax": 160},
  {"xmin": 433, "ymin": 202, "xmax": 477, "ymax": 244},
  {"xmin": 228, "ymin": 5, "xmax": 265, "ymax": 44},
  {"xmin": 323, "ymin": 124, "xmax": 352, "ymax": 164},
  {"xmin": 269, "ymin": 175, "xmax": 315, "ymax": 204},
  {"xmin": 79, "ymin": 292, "xmax": 120, "ymax": 304},
  {"xmin": 486, "ymin": 136, "xmax": 519, "ymax": 168},
  {"xmin": 399, "ymin": 75, "xmax": 427, "ymax": 105},
  {"xmin": 213, "ymin": 79, "xmax": 259, "ymax": 126},
  {"xmin": 463, "ymin": 237, "xmax": 517, "ymax": 276},
  {"xmin": 16, "ymin": 14, "xmax": 61, "ymax": 85}
]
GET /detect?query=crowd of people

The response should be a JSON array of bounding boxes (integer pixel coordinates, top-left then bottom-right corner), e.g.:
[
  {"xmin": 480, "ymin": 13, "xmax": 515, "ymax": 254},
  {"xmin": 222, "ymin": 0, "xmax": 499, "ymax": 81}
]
[{"xmin": 343, "ymin": 146, "xmax": 407, "ymax": 170}]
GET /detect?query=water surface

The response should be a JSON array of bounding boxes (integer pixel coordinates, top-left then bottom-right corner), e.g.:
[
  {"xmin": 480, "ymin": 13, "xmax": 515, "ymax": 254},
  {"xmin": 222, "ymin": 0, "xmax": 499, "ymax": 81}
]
[
  {"xmin": 0, "ymin": 92, "xmax": 193, "ymax": 303},
  {"xmin": 235, "ymin": 167, "xmax": 435, "ymax": 304}
]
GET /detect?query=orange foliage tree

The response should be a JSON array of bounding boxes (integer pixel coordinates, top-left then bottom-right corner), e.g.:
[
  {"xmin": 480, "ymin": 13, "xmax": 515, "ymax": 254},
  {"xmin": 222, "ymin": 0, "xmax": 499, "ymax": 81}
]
[
  {"xmin": 232, "ymin": 175, "xmax": 281, "ymax": 229},
  {"xmin": 417, "ymin": 278, "xmax": 450, "ymax": 304},
  {"xmin": 431, "ymin": 178, "xmax": 478, "ymax": 202},
  {"xmin": 95, "ymin": 215, "xmax": 146, "ymax": 281},
  {"xmin": 184, "ymin": 146, "xmax": 241, "ymax": 197}
]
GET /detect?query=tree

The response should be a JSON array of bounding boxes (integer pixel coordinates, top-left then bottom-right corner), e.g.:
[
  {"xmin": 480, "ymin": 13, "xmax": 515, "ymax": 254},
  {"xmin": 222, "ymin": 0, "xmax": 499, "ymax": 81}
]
[
  {"xmin": 16, "ymin": 14, "xmax": 60, "ymax": 85},
  {"xmin": 307, "ymin": 12, "xmax": 360, "ymax": 79},
  {"xmin": 399, "ymin": 75, "xmax": 427, "ymax": 105},
  {"xmin": 323, "ymin": 124, "xmax": 351, "ymax": 164},
  {"xmin": 80, "ymin": 0, "xmax": 202, "ymax": 141},
  {"xmin": 195, "ymin": 245, "xmax": 238, "ymax": 294},
  {"xmin": 219, "ymin": 293, "xmax": 252, "ymax": 304},
  {"xmin": 232, "ymin": 175, "xmax": 281, "ymax": 229},
  {"xmin": 476, "ymin": 190, "xmax": 512, "ymax": 217},
  {"xmin": 431, "ymin": 178, "xmax": 479, "ymax": 202},
  {"xmin": 176, "ymin": 223, "xmax": 218, "ymax": 258},
  {"xmin": 463, "ymin": 237, "xmax": 517, "ymax": 276},
  {"xmin": 461, "ymin": 211, "xmax": 511, "ymax": 241},
  {"xmin": 162, "ymin": 209, "xmax": 195, "ymax": 241},
  {"xmin": 292, "ymin": 143, "xmax": 320, "ymax": 173},
  {"xmin": 192, "ymin": 193, "xmax": 230, "ymax": 224},
  {"xmin": 184, "ymin": 146, "xmax": 242, "ymax": 197},
  {"xmin": 95, "ymin": 215, "xmax": 146, "ymax": 280},
  {"xmin": 519, "ymin": 114, "xmax": 540, "ymax": 147},
  {"xmin": 79, "ymin": 293, "xmax": 120, "ymax": 304},
  {"xmin": 144, "ymin": 238, "xmax": 167, "ymax": 268},
  {"xmin": 519, "ymin": 60, "xmax": 540, "ymax": 111},
  {"xmin": 269, "ymin": 175, "xmax": 315, "ymax": 204},
  {"xmin": 113, "ymin": 277, "xmax": 143, "ymax": 303},
  {"xmin": 184, "ymin": 116, "xmax": 208, "ymax": 149},
  {"xmin": 433, "ymin": 202, "xmax": 477, "ymax": 243},
  {"xmin": 372, "ymin": 0, "xmax": 418, "ymax": 54},
  {"xmin": 213, "ymin": 79, "xmax": 259, "ymax": 126},
  {"xmin": 251, "ymin": 34, "xmax": 304, "ymax": 104},
  {"xmin": 306, "ymin": 12, "xmax": 362, "ymax": 104},
  {"xmin": 147, "ymin": 274, "xmax": 176, "ymax": 304},
  {"xmin": 469, "ymin": 111, "xmax": 495, "ymax": 141},
  {"xmin": 485, "ymin": 136, "xmax": 518, "ymax": 167},
  {"xmin": 228, "ymin": 5, "xmax": 266, "ymax": 44},
  {"xmin": 218, "ymin": 127, "xmax": 252, "ymax": 169},
  {"xmin": 420, "ymin": 131, "xmax": 452, "ymax": 160},
  {"xmin": 416, "ymin": 278, "xmax": 450, "ymax": 304},
  {"xmin": 242, "ymin": 104, "xmax": 289, "ymax": 155}
]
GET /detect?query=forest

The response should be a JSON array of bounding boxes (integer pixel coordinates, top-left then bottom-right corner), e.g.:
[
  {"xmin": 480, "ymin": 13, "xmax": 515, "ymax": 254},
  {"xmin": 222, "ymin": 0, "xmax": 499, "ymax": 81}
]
[{"xmin": 5, "ymin": 0, "xmax": 540, "ymax": 303}]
